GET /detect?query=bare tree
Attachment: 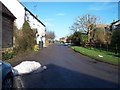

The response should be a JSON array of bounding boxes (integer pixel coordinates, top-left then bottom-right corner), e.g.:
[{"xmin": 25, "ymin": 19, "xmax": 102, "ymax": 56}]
[
  {"xmin": 77, "ymin": 14, "xmax": 99, "ymax": 42},
  {"xmin": 69, "ymin": 22, "xmax": 80, "ymax": 33},
  {"xmin": 46, "ymin": 31, "xmax": 55, "ymax": 41},
  {"xmin": 70, "ymin": 14, "xmax": 99, "ymax": 43}
]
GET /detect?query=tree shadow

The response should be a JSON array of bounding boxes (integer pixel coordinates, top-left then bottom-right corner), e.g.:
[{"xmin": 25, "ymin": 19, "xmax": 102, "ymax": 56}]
[{"xmin": 18, "ymin": 64, "xmax": 119, "ymax": 89}]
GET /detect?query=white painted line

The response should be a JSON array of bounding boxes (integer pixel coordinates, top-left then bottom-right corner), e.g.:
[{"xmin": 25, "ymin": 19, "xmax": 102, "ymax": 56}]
[{"xmin": 14, "ymin": 76, "xmax": 24, "ymax": 88}]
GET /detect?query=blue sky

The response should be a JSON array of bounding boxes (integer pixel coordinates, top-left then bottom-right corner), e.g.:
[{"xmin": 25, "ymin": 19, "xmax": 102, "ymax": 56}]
[{"xmin": 21, "ymin": 2, "xmax": 118, "ymax": 40}]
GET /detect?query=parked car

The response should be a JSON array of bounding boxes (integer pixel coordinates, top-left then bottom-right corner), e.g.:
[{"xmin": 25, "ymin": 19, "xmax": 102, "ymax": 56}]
[
  {"xmin": 64, "ymin": 42, "xmax": 71, "ymax": 46},
  {"xmin": 0, "ymin": 60, "xmax": 14, "ymax": 90}
]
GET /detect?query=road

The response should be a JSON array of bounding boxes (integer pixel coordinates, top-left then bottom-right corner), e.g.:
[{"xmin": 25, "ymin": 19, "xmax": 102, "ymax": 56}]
[{"xmin": 13, "ymin": 44, "xmax": 119, "ymax": 88}]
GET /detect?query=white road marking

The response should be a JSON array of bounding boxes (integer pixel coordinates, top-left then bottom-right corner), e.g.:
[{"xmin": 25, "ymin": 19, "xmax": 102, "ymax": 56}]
[{"xmin": 14, "ymin": 76, "xmax": 24, "ymax": 88}]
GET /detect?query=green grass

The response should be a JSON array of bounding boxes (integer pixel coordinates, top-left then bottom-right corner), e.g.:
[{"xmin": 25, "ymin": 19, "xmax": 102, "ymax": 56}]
[
  {"xmin": 71, "ymin": 46, "xmax": 119, "ymax": 65},
  {"xmin": 2, "ymin": 52, "xmax": 16, "ymax": 61}
]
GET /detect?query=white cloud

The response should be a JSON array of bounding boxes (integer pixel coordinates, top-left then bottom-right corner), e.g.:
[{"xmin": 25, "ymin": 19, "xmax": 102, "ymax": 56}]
[
  {"xmin": 43, "ymin": 18, "xmax": 55, "ymax": 27},
  {"xmin": 43, "ymin": 18, "xmax": 54, "ymax": 22},
  {"xmin": 56, "ymin": 13, "xmax": 65, "ymax": 16},
  {"xmin": 88, "ymin": 2, "xmax": 118, "ymax": 11},
  {"xmin": 45, "ymin": 22, "xmax": 55, "ymax": 27},
  {"xmin": 89, "ymin": 7, "xmax": 103, "ymax": 11},
  {"xmin": 43, "ymin": 21, "xmax": 55, "ymax": 27}
]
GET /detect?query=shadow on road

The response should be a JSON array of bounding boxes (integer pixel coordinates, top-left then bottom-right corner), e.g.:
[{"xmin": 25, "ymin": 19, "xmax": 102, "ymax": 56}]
[{"xmin": 18, "ymin": 64, "xmax": 119, "ymax": 89}]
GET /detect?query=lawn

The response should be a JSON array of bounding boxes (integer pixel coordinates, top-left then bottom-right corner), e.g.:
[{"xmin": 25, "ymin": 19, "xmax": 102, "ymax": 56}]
[{"xmin": 71, "ymin": 46, "xmax": 119, "ymax": 65}]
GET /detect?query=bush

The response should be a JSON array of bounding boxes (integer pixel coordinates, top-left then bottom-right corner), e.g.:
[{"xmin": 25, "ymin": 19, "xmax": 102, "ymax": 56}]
[
  {"xmin": 71, "ymin": 31, "xmax": 82, "ymax": 46},
  {"xmin": 14, "ymin": 21, "xmax": 35, "ymax": 53},
  {"xmin": 111, "ymin": 28, "xmax": 120, "ymax": 46},
  {"xmin": 81, "ymin": 34, "xmax": 88, "ymax": 46},
  {"xmin": 2, "ymin": 52, "xmax": 15, "ymax": 61}
]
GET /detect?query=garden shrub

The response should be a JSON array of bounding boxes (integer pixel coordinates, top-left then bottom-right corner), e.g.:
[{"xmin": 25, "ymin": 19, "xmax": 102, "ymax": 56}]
[
  {"xmin": 71, "ymin": 31, "xmax": 82, "ymax": 46},
  {"xmin": 14, "ymin": 21, "xmax": 35, "ymax": 53}
]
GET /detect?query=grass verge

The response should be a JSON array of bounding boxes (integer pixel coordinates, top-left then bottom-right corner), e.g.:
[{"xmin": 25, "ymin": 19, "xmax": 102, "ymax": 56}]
[{"xmin": 71, "ymin": 46, "xmax": 119, "ymax": 66}]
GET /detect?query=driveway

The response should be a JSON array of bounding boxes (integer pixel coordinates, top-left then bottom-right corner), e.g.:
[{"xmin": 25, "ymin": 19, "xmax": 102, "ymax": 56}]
[{"xmin": 12, "ymin": 44, "xmax": 119, "ymax": 88}]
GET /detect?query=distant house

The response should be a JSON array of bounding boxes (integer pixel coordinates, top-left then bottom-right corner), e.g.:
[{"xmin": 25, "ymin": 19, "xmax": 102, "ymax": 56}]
[
  {"xmin": 59, "ymin": 36, "xmax": 68, "ymax": 43},
  {"xmin": 96, "ymin": 24, "xmax": 108, "ymax": 29},
  {"xmin": 109, "ymin": 20, "xmax": 120, "ymax": 31},
  {"xmin": 0, "ymin": 2, "xmax": 16, "ymax": 49},
  {"xmin": 104, "ymin": 20, "xmax": 120, "ymax": 32},
  {"xmin": 1, "ymin": 0, "xmax": 46, "ymax": 47}
]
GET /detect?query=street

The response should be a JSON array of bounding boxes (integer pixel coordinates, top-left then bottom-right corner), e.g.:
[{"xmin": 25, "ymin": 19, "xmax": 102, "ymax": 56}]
[{"xmin": 12, "ymin": 44, "xmax": 119, "ymax": 88}]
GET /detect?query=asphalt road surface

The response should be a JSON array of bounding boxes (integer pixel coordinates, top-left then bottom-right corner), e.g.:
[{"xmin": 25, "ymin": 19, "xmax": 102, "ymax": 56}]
[{"xmin": 13, "ymin": 44, "xmax": 119, "ymax": 89}]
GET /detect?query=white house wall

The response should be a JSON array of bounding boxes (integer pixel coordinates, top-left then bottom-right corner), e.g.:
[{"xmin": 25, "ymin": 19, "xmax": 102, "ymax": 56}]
[
  {"xmin": 25, "ymin": 10, "xmax": 46, "ymax": 46},
  {"xmin": 37, "ymin": 23, "xmax": 46, "ymax": 37},
  {"xmin": 35, "ymin": 19, "xmax": 46, "ymax": 45},
  {"xmin": 25, "ymin": 10, "xmax": 45, "ymax": 36},
  {"xmin": 1, "ymin": 0, "xmax": 25, "ymax": 29}
]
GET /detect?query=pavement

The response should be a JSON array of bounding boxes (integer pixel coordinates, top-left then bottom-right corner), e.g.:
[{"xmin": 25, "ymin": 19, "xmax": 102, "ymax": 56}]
[{"xmin": 12, "ymin": 44, "xmax": 119, "ymax": 89}]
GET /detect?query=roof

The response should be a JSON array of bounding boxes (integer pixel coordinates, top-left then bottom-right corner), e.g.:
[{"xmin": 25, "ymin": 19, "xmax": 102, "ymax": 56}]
[
  {"xmin": 111, "ymin": 20, "xmax": 120, "ymax": 25},
  {"xmin": 1, "ymin": 2, "xmax": 16, "ymax": 20},
  {"xmin": 96, "ymin": 24, "xmax": 108, "ymax": 28},
  {"xmin": 18, "ymin": 1, "xmax": 46, "ymax": 27},
  {"xmin": 24, "ymin": 7, "xmax": 46, "ymax": 27}
]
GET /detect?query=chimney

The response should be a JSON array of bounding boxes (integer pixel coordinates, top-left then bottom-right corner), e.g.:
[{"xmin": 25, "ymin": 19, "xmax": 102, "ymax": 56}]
[{"xmin": 113, "ymin": 20, "xmax": 116, "ymax": 22}]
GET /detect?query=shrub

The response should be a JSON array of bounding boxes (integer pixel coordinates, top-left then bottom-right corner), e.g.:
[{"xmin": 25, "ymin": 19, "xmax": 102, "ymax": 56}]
[
  {"xmin": 81, "ymin": 34, "xmax": 88, "ymax": 46},
  {"xmin": 111, "ymin": 28, "xmax": 120, "ymax": 46},
  {"xmin": 71, "ymin": 31, "xmax": 82, "ymax": 46},
  {"xmin": 2, "ymin": 52, "xmax": 15, "ymax": 61},
  {"xmin": 14, "ymin": 21, "xmax": 35, "ymax": 53}
]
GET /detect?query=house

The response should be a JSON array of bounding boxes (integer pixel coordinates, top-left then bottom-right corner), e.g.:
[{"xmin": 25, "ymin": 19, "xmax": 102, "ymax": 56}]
[
  {"xmin": 109, "ymin": 20, "xmax": 120, "ymax": 31},
  {"xmin": 1, "ymin": 0, "xmax": 46, "ymax": 47},
  {"xmin": 0, "ymin": 2, "xmax": 16, "ymax": 50},
  {"xmin": 59, "ymin": 36, "xmax": 68, "ymax": 43},
  {"xmin": 96, "ymin": 24, "xmax": 108, "ymax": 28},
  {"xmin": 24, "ymin": 7, "xmax": 46, "ymax": 47},
  {"xmin": 104, "ymin": 20, "xmax": 120, "ymax": 33}
]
